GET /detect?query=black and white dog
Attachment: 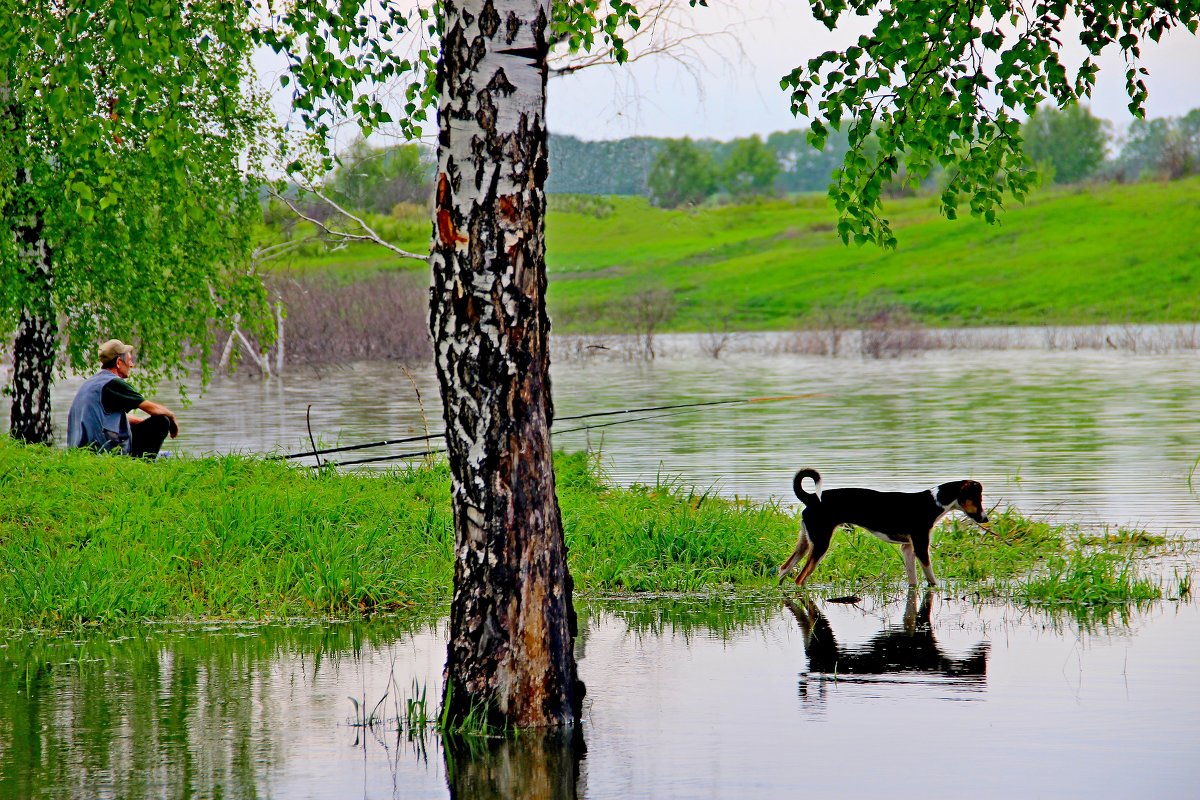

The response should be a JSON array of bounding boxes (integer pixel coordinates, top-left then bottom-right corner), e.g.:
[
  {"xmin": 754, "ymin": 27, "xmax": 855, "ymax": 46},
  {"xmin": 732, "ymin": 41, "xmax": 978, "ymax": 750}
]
[{"xmin": 778, "ymin": 468, "xmax": 989, "ymax": 588}]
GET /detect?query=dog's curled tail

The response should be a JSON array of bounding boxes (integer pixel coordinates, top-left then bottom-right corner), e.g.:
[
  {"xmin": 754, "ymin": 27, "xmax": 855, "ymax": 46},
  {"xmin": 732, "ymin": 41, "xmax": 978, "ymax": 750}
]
[{"xmin": 793, "ymin": 468, "xmax": 823, "ymax": 506}]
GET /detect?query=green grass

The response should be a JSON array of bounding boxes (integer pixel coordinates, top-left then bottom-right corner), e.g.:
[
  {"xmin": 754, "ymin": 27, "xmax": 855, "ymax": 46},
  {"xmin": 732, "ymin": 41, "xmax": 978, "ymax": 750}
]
[
  {"xmin": 0, "ymin": 440, "xmax": 1186, "ymax": 629},
  {"xmin": 262, "ymin": 178, "xmax": 1200, "ymax": 329},
  {"xmin": 0, "ymin": 441, "xmax": 457, "ymax": 627},
  {"xmin": 253, "ymin": 211, "xmax": 430, "ymax": 278},
  {"xmin": 1016, "ymin": 550, "xmax": 1162, "ymax": 607},
  {"xmin": 543, "ymin": 179, "xmax": 1200, "ymax": 330}
]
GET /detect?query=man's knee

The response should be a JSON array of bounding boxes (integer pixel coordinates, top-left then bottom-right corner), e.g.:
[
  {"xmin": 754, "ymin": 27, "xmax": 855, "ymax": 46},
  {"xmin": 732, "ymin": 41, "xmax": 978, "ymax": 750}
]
[
  {"xmin": 131, "ymin": 415, "xmax": 171, "ymax": 457},
  {"xmin": 143, "ymin": 415, "xmax": 170, "ymax": 435}
]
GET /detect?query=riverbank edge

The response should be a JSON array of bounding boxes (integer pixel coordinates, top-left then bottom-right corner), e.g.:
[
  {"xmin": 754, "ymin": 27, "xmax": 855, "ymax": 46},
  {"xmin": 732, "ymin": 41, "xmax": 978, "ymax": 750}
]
[{"xmin": 1, "ymin": 441, "xmax": 1188, "ymax": 631}]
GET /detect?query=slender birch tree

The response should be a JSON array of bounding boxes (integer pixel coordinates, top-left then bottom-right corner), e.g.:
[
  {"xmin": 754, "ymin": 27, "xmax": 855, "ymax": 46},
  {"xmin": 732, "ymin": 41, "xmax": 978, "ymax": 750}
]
[{"xmin": 431, "ymin": 0, "xmax": 584, "ymax": 729}]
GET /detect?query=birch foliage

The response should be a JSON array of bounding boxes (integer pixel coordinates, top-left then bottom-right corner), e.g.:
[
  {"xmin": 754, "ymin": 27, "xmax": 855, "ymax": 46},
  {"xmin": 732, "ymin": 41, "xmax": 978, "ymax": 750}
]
[
  {"xmin": 0, "ymin": 0, "xmax": 414, "ymax": 410},
  {"xmin": 782, "ymin": 0, "xmax": 1200, "ymax": 246}
]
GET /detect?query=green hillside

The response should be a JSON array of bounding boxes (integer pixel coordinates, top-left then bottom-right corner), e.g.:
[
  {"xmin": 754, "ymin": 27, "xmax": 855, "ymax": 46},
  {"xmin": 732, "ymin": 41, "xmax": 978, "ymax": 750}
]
[
  {"xmin": 544, "ymin": 178, "xmax": 1200, "ymax": 330},
  {"xmin": 264, "ymin": 177, "xmax": 1200, "ymax": 330}
]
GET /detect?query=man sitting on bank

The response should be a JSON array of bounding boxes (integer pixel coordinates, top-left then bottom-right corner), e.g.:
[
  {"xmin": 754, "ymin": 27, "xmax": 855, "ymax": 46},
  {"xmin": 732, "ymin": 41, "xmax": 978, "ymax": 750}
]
[{"xmin": 66, "ymin": 339, "xmax": 179, "ymax": 458}]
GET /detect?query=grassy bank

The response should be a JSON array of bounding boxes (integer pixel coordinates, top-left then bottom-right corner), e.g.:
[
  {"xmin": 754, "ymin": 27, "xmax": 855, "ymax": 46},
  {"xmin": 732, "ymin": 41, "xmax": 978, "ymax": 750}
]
[
  {"xmin": 262, "ymin": 178, "xmax": 1200, "ymax": 332},
  {"xmin": 545, "ymin": 179, "xmax": 1200, "ymax": 330},
  {"xmin": 0, "ymin": 440, "xmax": 1184, "ymax": 629}
]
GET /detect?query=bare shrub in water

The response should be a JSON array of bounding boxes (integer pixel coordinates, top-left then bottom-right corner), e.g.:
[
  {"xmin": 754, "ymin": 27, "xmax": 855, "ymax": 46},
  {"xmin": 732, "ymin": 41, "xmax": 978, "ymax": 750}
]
[
  {"xmin": 858, "ymin": 304, "xmax": 931, "ymax": 358},
  {"xmin": 777, "ymin": 329, "xmax": 839, "ymax": 356},
  {"xmin": 621, "ymin": 287, "xmax": 677, "ymax": 361},
  {"xmin": 277, "ymin": 272, "xmax": 431, "ymax": 364},
  {"xmin": 245, "ymin": 271, "xmax": 431, "ymax": 370},
  {"xmin": 778, "ymin": 304, "xmax": 854, "ymax": 356},
  {"xmin": 700, "ymin": 314, "xmax": 740, "ymax": 359}
]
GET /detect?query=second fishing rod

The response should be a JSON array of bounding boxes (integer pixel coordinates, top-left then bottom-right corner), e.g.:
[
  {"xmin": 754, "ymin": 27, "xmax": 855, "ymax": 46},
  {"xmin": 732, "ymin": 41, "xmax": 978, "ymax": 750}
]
[{"xmin": 279, "ymin": 394, "xmax": 816, "ymax": 462}]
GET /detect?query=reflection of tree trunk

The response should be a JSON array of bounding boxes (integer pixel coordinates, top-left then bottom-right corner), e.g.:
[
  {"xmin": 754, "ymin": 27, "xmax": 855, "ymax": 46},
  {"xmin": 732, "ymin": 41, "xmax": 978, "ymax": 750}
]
[
  {"xmin": 431, "ymin": 0, "xmax": 583, "ymax": 728},
  {"xmin": 445, "ymin": 730, "xmax": 583, "ymax": 800},
  {"xmin": 8, "ymin": 175, "xmax": 56, "ymax": 445}
]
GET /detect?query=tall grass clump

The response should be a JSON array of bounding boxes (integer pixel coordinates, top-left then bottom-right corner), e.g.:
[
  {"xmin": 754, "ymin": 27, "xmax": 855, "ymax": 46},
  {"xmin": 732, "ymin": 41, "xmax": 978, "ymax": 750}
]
[
  {"xmin": 558, "ymin": 462, "xmax": 796, "ymax": 591},
  {"xmin": 1015, "ymin": 550, "xmax": 1163, "ymax": 610}
]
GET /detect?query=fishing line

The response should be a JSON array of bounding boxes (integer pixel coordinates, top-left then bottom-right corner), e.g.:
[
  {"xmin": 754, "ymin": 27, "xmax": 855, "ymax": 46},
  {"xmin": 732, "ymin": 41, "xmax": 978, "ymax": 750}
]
[
  {"xmin": 284, "ymin": 393, "xmax": 818, "ymax": 462},
  {"xmin": 314, "ymin": 408, "xmax": 704, "ymax": 469}
]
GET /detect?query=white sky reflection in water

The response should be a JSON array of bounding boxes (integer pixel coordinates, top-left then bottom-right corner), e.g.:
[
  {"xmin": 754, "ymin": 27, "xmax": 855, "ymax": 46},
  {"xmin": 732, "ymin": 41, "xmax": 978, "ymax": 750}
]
[{"xmin": 8, "ymin": 597, "xmax": 1197, "ymax": 799}]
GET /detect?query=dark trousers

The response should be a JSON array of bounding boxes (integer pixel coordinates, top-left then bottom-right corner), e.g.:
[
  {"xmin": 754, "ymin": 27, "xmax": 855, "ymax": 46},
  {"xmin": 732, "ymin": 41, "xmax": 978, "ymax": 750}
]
[{"xmin": 130, "ymin": 415, "xmax": 170, "ymax": 458}]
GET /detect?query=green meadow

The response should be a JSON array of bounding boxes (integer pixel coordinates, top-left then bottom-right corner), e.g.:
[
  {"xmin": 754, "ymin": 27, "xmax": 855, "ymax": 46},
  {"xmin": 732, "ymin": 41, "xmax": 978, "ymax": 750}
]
[
  {"xmin": 544, "ymin": 179, "xmax": 1200, "ymax": 329},
  {"xmin": 264, "ymin": 177, "xmax": 1200, "ymax": 330},
  {"xmin": 0, "ymin": 441, "xmax": 1183, "ymax": 630}
]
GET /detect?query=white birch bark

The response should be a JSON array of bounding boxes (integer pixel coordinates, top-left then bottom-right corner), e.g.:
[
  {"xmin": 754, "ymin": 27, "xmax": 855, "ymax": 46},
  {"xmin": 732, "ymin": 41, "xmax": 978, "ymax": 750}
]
[
  {"xmin": 431, "ymin": 0, "xmax": 583, "ymax": 729},
  {"xmin": 6, "ymin": 101, "xmax": 57, "ymax": 445}
]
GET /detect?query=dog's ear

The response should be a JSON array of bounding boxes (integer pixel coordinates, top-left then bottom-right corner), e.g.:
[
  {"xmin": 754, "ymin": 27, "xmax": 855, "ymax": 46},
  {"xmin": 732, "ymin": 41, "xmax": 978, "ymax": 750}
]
[{"xmin": 957, "ymin": 480, "xmax": 984, "ymax": 514}]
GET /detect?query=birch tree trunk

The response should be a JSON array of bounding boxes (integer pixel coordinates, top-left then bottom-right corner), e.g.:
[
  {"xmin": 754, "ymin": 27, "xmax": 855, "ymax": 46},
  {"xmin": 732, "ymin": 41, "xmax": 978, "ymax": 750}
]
[
  {"xmin": 9, "ymin": 304, "xmax": 56, "ymax": 445},
  {"xmin": 7, "ymin": 161, "xmax": 56, "ymax": 445},
  {"xmin": 430, "ymin": 0, "xmax": 583, "ymax": 728}
]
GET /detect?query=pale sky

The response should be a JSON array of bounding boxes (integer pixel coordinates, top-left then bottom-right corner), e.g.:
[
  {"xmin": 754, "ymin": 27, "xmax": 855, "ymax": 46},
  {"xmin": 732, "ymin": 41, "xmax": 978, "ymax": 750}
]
[
  {"xmin": 545, "ymin": 1, "xmax": 1200, "ymax": 143},
  {"xmin": 259, "ymin": 1, "xmax": 1200, "ymax": 151}
]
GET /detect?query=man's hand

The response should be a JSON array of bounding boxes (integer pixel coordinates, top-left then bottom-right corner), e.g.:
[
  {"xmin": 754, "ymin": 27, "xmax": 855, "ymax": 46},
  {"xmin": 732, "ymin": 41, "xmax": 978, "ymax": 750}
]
[{"xmin": 138, "ymin": 399, "xmax": 179, "ymax": 438}]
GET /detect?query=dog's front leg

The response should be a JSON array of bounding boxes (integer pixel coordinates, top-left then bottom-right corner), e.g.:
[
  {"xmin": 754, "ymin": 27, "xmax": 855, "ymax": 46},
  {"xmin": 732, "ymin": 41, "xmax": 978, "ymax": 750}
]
[
  {"xmin": 913, "ymin": 536, "xmax": 937, "ymax": 586},
  {"xmin": 900, "ymin": 542, "xmax": 919, "ymax": 586}
]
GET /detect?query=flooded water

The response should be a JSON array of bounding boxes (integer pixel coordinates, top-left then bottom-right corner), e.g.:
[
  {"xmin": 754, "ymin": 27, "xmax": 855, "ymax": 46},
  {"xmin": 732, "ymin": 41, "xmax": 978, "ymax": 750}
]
[
  {"xmin": 2, "ymin": 592, "xmax": 1197, "ymax": 799},
  {"xmin": 22, "ymin": 331, "xmax": 1200, "ymax": 534},
  {"xmin": 8, "ymin": 336, "xmax": 1200, "ymax": 796}
]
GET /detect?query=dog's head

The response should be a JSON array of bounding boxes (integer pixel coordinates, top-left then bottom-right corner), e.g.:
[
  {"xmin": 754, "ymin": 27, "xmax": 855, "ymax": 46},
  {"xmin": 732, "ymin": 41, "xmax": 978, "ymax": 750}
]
[{"xmin": 939, "ymin": 480, "xmax": 989, "ymax": 524}]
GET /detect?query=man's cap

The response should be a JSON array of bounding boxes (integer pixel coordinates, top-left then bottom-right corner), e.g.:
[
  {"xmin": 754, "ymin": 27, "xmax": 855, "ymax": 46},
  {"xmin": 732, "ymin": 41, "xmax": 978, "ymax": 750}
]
[{"xmin": 98, "ymin": 339, "xmax": 134, "ymax": 362}]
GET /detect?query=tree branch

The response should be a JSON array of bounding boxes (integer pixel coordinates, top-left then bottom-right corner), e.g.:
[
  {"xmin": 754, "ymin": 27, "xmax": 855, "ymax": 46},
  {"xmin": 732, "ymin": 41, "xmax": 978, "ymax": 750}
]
[{"xmin": 268, "ymin": 186, "xmax": 427, "ymax": 263}]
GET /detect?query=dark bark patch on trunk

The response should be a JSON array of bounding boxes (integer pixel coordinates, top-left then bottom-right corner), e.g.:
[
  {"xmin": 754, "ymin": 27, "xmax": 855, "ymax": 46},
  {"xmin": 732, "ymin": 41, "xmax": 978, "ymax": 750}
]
[
  {"xmin": 504, "ymin": 11, "xmax": 523, "ymax": 45},
  {"xmin": 479, "ymin": 0, "xmax": 501, "ymax": 38}
]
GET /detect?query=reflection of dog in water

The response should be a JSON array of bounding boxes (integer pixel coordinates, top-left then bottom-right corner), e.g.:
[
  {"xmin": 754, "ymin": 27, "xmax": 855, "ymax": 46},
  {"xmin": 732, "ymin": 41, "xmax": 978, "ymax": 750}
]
[
  {"xmin": 785, "ymin": 590, "xmax": 988, "ymax": 700},
  {"xmin": 779, "ymin": 468, "xmax": 989, "ymax": 588}
]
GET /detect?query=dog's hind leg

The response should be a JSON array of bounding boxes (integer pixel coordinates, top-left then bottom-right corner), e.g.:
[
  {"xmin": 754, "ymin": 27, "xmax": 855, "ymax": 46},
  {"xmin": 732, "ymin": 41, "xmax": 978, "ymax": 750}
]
[
  {"xmin": 900, "ymin": 542, "xmax": 919, "ymax": 587},
  {"xmin": 778, "ymin": 524, "xmax": 812, "ymax": 583},
  {"xmin": 793, "ymin": 531, "xmax": 831, "ymax": 588}
]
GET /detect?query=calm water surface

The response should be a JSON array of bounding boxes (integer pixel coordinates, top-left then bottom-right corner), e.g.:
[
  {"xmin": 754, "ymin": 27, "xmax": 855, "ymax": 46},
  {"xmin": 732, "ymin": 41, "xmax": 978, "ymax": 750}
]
[
  {"xmin": 8, "ymin": 333, "xmax": 1198, "ymax": 798},
  {"xmin": 2, "ymin": 594, "xmax": 1196, "ymax": 798},
  {"xmin": 31, "ymin": 333, "xmax": 1200, "ymax": 533}
]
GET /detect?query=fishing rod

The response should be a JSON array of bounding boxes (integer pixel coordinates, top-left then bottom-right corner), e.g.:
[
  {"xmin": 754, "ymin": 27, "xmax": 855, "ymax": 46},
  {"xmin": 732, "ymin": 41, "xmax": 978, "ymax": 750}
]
[
  {"xmin": 325, "ymin": 447, "xmax": 445, "ymax": 469},
  {"xmin": 319, "ymin": 408, "xmax": 707, "ymax": 469},
  {"xmin": 552, "ymin": 395, "xmax": 811, "ymax": 424},
  {"xmin": 283, "ymin": 394, "xmax": 818, "ymax": 462},
  {"xmin": 273, "ymin": 430, "xmax": 437, "ymax": 461}
]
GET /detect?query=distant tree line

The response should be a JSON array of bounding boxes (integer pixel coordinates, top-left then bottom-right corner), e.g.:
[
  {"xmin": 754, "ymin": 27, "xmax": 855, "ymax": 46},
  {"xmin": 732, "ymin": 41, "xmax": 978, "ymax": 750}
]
[
  {"xmin": 547, "ymin": 129, "xmax": 851, "ymax": 206},
  {"xmin": 273, "ymin": 107, "xmax": 1200, "ymax": 220},
  {"xmin": 564, "ymin": 107, "xmax": 1200, "ymax": 208},
  {"xmin": 1023, "ymin": 104, "xmax": 1200, "ymax": 184}
]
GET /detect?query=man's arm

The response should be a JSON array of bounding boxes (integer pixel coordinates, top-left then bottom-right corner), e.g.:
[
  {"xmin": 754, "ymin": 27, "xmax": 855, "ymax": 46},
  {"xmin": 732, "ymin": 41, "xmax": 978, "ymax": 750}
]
[{"xmin": 132, "ymin": 399, "xmax": 179, "ymax": 438}]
